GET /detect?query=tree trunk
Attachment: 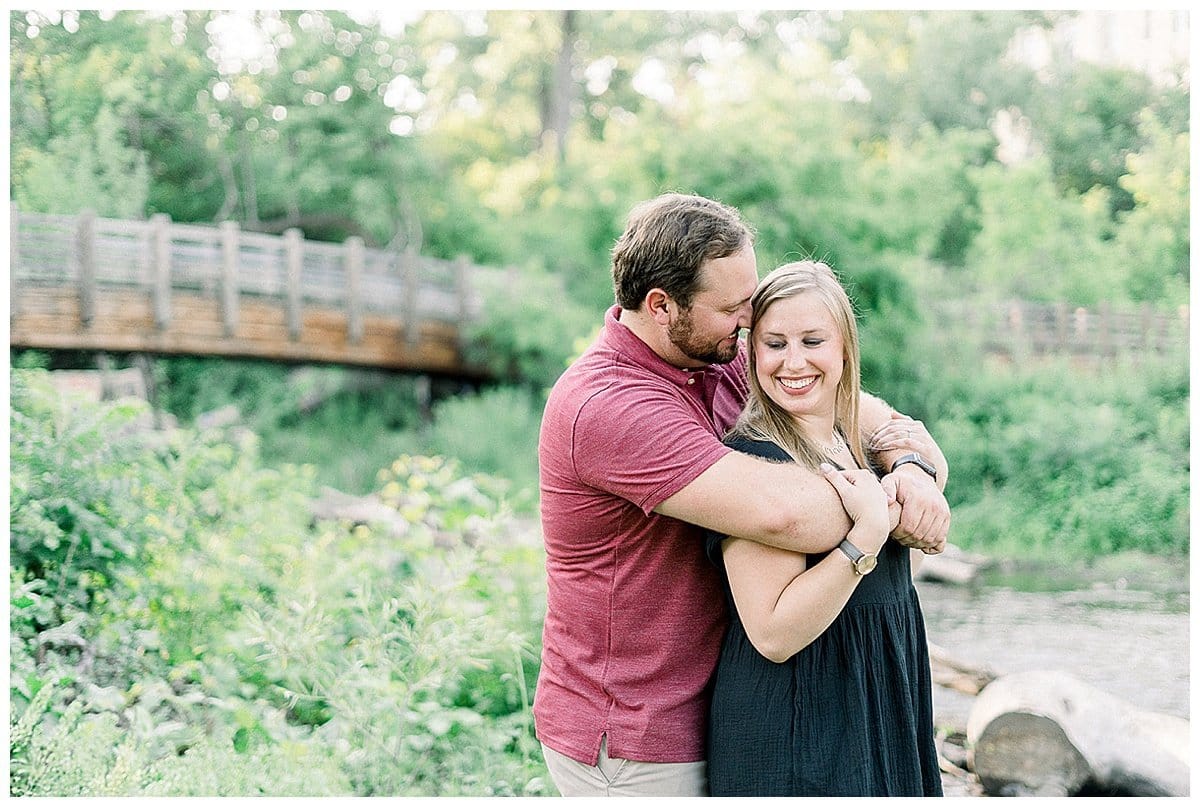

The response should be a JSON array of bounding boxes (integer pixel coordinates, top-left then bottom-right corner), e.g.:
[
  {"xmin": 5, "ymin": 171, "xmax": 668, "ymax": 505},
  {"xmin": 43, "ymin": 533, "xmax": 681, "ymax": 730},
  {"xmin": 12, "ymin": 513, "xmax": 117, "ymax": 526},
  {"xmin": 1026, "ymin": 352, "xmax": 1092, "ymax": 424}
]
[
  {"xmin": 542, "ymin": 9, "xmax": 577, "ymax": 161},
  {"xmin": 239, "ymin": 128, "xmax": 259, "ymax": 226},
  {"xmin": 966, "ymin": 670, "xmax": 1190, "ymax": 796}
]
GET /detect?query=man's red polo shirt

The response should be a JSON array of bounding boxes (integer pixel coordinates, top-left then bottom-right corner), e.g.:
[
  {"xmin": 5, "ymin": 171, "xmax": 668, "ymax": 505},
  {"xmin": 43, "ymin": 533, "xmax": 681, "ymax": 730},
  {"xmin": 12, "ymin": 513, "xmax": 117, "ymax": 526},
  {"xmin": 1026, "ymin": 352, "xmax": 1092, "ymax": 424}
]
[{"xmin": 534, "ymin": 305, "xmax": 749, "ymax": 765}]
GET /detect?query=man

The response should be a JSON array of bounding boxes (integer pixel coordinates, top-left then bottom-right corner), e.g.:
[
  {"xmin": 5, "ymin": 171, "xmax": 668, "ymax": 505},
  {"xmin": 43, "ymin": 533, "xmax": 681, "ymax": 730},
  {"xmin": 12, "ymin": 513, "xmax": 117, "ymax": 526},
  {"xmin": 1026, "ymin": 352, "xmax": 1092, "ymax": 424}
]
[{"xmin": 535, "ymin": 193, "xmax": 950, "ymax": 796}]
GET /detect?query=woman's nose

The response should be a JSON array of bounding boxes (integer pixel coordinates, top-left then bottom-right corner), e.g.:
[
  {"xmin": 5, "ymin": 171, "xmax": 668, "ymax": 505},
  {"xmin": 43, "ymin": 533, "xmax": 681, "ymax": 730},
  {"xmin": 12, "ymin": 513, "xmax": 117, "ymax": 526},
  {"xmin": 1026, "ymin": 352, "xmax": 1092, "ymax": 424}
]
[{"xmin": 782, "ymin": 348, "xmax": 807, "ymax": 371}]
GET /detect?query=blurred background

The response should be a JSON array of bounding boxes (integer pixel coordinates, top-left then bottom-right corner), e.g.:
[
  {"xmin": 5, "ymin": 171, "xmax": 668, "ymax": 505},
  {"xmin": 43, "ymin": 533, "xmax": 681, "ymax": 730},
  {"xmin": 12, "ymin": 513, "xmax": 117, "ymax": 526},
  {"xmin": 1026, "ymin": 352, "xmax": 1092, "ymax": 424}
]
[{"xmin": 8, "ymin": 9, "xmax": 1189, "ymax": 797}]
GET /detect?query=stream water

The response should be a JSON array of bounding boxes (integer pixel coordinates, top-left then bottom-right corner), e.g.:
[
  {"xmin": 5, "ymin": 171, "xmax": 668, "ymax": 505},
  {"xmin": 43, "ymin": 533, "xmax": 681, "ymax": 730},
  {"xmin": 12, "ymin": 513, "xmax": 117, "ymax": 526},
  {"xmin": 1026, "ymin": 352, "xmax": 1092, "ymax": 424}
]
[{"xmin": 915, "ymin": 558, "xmax": 1190, "ymax": 731}]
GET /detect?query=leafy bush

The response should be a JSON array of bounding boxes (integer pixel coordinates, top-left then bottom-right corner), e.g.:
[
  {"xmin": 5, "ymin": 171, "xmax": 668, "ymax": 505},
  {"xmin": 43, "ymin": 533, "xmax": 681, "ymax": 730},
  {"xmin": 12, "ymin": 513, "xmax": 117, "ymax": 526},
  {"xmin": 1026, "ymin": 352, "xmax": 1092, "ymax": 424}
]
[
  {"xmin": 423, "ymin": 386, "xmax": 545, "ymax": 509},
  {"xmin": 903, "ymin": 341, "xmax": 1189, "ymax": 559},
  {"xmin": 10, "ymin": 683, "xmax": 352, "ymax": 797},
  {"xmin": 10, "ymin": 371, "xmax": 158, "ymax": 610},
  {"xmin": 10, "ymin": 371, "xmax": 552, "ymax": 796},
  {"xmin": 463, "ymin": 267, "xmax": 598, "ymax": 392}
]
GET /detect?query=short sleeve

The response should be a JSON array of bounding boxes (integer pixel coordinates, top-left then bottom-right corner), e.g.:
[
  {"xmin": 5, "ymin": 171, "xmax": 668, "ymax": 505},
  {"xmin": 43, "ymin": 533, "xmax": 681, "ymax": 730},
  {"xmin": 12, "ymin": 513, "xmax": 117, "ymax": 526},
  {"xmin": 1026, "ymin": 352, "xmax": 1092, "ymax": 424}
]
[{"xmin": 572, "ymin": 385, "xmax": 732, "ymax": 515}]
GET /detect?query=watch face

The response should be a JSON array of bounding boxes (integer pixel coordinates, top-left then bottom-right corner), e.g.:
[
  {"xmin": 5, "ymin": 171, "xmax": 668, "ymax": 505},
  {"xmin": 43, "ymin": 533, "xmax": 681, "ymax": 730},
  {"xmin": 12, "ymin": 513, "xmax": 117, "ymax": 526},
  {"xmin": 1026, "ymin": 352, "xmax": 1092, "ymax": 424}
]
[{"xmin": 855, "ymin": 554, "xmax": 878, "ymax": 575}]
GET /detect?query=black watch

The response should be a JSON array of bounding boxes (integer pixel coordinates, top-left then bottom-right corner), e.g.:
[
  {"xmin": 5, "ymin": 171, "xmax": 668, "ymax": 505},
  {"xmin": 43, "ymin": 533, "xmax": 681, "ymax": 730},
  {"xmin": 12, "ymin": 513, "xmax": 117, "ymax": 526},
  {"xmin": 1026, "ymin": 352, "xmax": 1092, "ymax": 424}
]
[{"xmin": 891, "ymin": 452, "xmax": 937, "ymax": 482}]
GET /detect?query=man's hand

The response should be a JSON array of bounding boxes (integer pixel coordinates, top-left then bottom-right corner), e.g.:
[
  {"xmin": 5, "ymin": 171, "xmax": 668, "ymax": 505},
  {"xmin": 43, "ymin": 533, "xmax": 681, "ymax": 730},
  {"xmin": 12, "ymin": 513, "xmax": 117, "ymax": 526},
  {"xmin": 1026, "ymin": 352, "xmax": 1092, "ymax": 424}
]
[{"xmin": 880, "ymin": 465, "xmax": 950, "ymax": 554}]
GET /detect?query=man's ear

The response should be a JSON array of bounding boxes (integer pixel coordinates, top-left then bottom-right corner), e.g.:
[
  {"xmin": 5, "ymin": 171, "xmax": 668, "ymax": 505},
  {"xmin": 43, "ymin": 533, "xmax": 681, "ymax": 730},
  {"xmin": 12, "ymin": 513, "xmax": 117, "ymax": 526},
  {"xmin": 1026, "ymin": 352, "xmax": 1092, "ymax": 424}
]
[{"xmin": 645, "ymin": 288, "xmax": 673, "ymax": 325}]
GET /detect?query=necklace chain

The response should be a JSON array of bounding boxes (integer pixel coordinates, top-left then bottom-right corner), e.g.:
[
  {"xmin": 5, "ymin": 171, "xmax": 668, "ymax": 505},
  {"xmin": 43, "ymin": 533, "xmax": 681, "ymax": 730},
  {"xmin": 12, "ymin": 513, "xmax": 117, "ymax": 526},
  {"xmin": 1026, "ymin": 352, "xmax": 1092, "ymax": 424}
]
[{"xmin": 822, "ymin": 431, "xmax": 847, "ymax": 458}]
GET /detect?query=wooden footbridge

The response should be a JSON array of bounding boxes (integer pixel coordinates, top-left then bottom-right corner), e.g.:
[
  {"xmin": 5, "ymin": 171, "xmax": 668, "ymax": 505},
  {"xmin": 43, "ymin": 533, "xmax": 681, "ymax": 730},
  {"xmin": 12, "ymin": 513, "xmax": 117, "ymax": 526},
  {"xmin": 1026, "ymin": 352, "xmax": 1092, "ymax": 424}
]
[
  {"xmin": 9, "ymin": 206, "xmax": 1187, "ymax": 377},
  {"xmin": 8, "ymin": 205, "xmax": 506, "ymax": 378}
]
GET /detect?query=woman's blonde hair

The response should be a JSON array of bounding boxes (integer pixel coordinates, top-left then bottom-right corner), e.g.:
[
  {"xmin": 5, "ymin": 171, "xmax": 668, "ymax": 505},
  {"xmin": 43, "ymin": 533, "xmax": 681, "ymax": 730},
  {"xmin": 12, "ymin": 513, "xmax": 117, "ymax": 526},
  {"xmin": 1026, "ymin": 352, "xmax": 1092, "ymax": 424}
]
[{"xmin": 730, "ymin": 260, "xmax": 869, "ymax": 471}]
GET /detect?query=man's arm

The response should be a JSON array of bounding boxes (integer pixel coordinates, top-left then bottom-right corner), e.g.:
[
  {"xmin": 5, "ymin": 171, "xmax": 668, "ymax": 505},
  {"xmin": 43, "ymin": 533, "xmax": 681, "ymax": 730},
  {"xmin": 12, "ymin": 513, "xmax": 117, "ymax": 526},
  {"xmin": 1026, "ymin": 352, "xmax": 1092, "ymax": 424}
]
[
  {"xmin": 654, "ymin": 450, "xmax": 854, "ymax": 554},
  {"xmin": 656, "ymin": 391, "xmax": 949, "ymax": 555},
  {"xmin": 866, "ymin": 409, "xmax": 949, "ymax": 488}
]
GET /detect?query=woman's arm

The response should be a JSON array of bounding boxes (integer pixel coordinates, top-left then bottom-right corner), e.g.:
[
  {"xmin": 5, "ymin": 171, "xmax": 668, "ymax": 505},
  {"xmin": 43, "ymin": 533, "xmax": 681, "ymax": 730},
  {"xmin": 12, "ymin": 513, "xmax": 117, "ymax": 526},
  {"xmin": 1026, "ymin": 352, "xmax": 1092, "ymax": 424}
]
[
  {"xmin": 723, "ymin": 467, "xmax": 890, "ymax": 663},
  {"xmin": 723, "ymin": 524, "xmax": 877, "ymax": 662}
]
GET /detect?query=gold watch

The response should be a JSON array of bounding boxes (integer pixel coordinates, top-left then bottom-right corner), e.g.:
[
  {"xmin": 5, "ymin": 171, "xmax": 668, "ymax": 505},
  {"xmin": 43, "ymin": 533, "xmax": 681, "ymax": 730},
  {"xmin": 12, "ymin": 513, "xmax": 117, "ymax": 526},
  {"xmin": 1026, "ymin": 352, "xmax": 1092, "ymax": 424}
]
[{"xmin": 838, "ymin": 538, "xmax": 878, "ymax": 576}]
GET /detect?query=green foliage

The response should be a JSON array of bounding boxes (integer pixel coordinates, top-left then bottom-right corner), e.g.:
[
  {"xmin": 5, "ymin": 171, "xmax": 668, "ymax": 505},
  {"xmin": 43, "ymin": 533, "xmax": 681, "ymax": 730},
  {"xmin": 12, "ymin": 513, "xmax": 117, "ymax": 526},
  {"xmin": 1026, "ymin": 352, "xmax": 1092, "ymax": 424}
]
[
  {"xmin": 10, "ymin": 373, "xmax": 552, "ymax": 796},
  {"xmin": 1030, "ymin": 63, "xmax": 1157, "ymax": 214},
  {"xmin": 424, "ymin": 387, "xmax": 545, "ymax": 509},
  {"xmin": 463, "ymin": 268, "xmax": 597, "ymax": 391},
  {"xmin": 227, "ymin": 454, "xmax": 548, "ymax": 795},
  {"xmin": 10, "ymin": 683, "xmax": 352, "ymax": 797},
  {"xmin": 10, "ymin": 371, "xmax": 157, "ymax": 610},
  {"xmin": 907, "ymin": 343, "xmax": 1189, "ymax": 559},
  {"xmin": 1111, "ymin": 109, "xmax": 1190, "ymax": 304},
  {"xmin": 965, "ymin": 157, "xmax": 1124, "ymax": 304},
  {"xmin": 831, "ymin": 10, "xmax": 1045, "ymax": 139},
  {"xmin": 154, "ymin": 357, "xmax": 296, "ymax": 428},
  {"xmin": 12, "ymin": 104, "xmax": 150, "ymax": 217}
]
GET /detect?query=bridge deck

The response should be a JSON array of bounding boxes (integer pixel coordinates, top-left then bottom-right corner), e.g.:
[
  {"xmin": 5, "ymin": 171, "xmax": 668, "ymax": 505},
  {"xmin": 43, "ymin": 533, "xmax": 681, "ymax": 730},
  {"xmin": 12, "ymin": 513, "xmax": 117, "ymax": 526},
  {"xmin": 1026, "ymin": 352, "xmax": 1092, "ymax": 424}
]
[
  {"xmin": 9, "ymin": 206, "xmax": 498, "ymax": 376},
  {"xmin": 10, "ymin": 284, "xmax": 465, "ymax": 371}
]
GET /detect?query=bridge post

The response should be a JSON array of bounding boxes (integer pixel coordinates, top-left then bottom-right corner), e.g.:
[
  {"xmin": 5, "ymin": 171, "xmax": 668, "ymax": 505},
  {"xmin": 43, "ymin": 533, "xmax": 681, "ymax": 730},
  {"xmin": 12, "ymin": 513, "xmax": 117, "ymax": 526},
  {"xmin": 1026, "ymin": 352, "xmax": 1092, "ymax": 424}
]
[
  {"xmin": 77, "ymin": 209, "xmax": 96, "ymax": 328},
  {"xmin": 346, "ymin": 236, "xmax": 364, "ymax": 344},
  {"xmin": 1097, "ymin": 301, "xmax": 1113, "ymax": 359},
  {"xmin": 220, "ymin": 220, "xmax": 240, "ymax": 337},
  {"xmin": 285, "ymin": 228, "xmax": 303, "ymax": 341},
  {"xmin": 10, "ymin": 202, "xmax": 18, "ymax": 321},
  {"xmin": 1005, "ymin": 299, "xmax": 1028, "ymax": 362},
  {"xmin": 151, "ymin": 213, "xmax": 172, "ymax": 330},
  {"xmin": 454, "ymin": 255, "xmax": 470, "ymax": 351},
  {"xmin": 403, "ymin": 247, "xmax": 420, "ymax": 348},
  {"xmin": 1054, "ymin": 302, "xmax": 1070, "ymax": 355}
]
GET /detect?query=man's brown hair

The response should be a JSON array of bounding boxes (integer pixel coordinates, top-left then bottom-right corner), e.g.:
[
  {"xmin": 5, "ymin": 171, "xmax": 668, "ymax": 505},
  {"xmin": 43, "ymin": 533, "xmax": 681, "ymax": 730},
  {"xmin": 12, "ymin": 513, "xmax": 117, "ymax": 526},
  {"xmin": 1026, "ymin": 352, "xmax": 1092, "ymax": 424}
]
[{"xmin": 611, "ymin": 193, "xmax": 755, "ymax": 310}]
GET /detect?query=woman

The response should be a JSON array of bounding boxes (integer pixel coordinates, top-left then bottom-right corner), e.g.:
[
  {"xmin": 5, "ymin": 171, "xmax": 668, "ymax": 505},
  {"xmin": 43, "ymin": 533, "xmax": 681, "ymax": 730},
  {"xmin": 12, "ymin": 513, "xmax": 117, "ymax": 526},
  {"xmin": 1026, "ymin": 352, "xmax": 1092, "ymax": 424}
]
[{"xmin": 705, "ymin": 260, "xmax": 943, "ymax": 796}]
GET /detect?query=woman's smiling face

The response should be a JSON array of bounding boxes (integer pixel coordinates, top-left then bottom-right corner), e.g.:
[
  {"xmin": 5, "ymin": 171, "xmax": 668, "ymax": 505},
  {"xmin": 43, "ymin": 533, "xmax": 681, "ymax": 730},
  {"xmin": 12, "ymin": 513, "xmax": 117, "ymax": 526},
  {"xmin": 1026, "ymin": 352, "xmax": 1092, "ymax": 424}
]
[{"xmin": 752, "ymin": 291, "xmax": 845, "ymax": 423}]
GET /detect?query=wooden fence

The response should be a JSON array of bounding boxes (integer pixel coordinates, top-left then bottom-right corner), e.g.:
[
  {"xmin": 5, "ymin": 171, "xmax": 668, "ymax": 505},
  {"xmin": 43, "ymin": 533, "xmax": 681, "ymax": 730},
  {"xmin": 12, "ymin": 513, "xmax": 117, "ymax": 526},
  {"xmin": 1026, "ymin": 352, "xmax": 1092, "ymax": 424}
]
[
  {"xmin": 936, "ymin": 298, "xmax": 1189, "ymax": 362},
  {"xmin": 8, "ymin": 205, "xmax": 506, "ymax": 375}
]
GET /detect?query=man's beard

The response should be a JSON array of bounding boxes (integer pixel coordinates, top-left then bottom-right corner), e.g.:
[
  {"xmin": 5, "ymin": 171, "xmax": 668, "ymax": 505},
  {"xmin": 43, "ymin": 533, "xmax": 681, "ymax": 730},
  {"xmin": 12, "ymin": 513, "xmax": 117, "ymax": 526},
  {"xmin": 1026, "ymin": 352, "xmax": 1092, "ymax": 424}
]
[{"xmin": 668, "ymin": 307, "xmax": 740, "ymax": 365}]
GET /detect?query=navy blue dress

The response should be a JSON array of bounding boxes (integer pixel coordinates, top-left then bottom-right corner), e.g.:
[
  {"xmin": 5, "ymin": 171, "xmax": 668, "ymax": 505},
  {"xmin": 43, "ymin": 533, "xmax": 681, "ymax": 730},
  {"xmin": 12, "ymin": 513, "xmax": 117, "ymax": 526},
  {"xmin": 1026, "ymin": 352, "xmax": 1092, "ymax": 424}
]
[{"xmin": 704, "ymin": 435, "xmax": 942, "ymax": 796}]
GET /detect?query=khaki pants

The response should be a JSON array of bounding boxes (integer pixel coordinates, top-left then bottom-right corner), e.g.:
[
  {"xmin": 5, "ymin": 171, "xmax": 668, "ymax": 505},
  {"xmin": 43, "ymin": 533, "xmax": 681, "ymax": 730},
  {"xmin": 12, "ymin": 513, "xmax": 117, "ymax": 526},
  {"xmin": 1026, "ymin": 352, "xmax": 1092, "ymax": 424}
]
[{"xmin": 541, "ymin": 735, "xmax": 707, "ymax": 797}]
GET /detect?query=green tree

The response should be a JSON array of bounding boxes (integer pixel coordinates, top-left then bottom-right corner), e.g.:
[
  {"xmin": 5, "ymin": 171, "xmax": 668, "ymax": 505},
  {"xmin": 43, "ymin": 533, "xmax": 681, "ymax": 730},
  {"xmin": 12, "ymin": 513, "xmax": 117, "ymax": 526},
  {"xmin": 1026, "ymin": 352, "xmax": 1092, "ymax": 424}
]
[
  {"xmin": 826, "ymin": 10, "xmax": 1047, "ymax": 141},
  {"xmin": 10, "ymin": 11, "xmax": 152, "ymax": 216},
  {"xmin": 1110, "ymin": 109, "xmax": 1190, "ymax": 304},
  {"xmin": 13, "ymin": 104, "xmax": 150, "ymax": 217},
  {"xmin": 1029, "ymin": 63, "xmax": 1161, "ymax": 214},
  {"xmin": 965, "ymin": 156, "xmax": 1122, "ymax": 304}
]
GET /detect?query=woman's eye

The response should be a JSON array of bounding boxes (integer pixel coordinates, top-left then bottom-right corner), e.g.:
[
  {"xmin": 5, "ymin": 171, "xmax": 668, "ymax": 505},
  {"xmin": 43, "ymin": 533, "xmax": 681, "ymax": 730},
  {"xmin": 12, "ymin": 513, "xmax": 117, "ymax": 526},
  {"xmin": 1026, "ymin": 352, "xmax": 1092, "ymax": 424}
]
[
  {"xmin": 803, "ymin": 339, "xmax": 824, "ymax": 347},
  {"xmin": 764, "ymin": 341, "xmax": 785, "ymax": 350}
]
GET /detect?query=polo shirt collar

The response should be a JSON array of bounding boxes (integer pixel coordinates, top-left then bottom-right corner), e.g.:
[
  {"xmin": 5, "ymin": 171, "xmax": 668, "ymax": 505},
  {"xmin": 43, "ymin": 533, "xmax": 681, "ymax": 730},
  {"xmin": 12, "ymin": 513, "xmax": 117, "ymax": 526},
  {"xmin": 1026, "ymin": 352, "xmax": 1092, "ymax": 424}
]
[{"xmin": 604, "ymin": 305, "xmax": 714, "ymax": 389}]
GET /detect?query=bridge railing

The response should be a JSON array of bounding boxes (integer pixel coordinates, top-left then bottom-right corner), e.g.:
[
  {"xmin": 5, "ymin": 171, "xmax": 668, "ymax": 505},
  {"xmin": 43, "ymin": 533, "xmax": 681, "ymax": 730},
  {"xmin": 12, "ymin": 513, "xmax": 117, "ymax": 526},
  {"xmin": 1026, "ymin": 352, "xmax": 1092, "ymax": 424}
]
[
  {"xmin": 9, "ymin": 204, "xmax": 498, "ymax": 344},
  {"xmin": 11, "ymin": 205, "xmax": 1186, "ymax": 368},
  {"xmin": 931, "ymin": 297, "xmax": 1189, "ymax": 361}
]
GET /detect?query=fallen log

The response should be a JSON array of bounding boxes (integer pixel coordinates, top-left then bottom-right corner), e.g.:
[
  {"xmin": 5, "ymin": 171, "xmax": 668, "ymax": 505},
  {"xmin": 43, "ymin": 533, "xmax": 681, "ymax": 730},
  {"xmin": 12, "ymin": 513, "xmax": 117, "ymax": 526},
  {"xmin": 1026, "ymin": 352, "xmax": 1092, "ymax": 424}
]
[
  {"xmin": 914, "ymin": 542, "xmax": 988, "ymax": 585},
  {"xmin": 928, "ymin": 641, "xmax": 997, "ymax": 696},
  {"xmin": 966, "ymin": 669, "xmax": 1190, "ymax": 796}
]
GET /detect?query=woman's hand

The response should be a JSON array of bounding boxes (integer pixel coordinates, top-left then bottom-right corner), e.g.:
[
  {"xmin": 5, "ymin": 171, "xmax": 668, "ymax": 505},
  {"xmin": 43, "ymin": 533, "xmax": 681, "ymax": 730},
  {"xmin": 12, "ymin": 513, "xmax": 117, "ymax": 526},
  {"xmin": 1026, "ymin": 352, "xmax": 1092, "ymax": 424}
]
[
  {"xmin": 820, "ymin": 463, "xmax": 890, "ymax": 552},
  {"xmin": 867, "ymin": 411, "xmax": 937, "ymax": 457}
]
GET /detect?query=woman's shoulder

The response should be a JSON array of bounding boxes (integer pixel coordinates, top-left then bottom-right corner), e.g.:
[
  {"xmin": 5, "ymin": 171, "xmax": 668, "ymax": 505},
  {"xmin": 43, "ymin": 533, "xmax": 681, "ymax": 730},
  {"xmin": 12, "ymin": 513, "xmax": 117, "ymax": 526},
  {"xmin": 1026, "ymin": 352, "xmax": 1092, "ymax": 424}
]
[{"xmin": 723, "ymin": 431, "xmax": 791, "ymax": 462}]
